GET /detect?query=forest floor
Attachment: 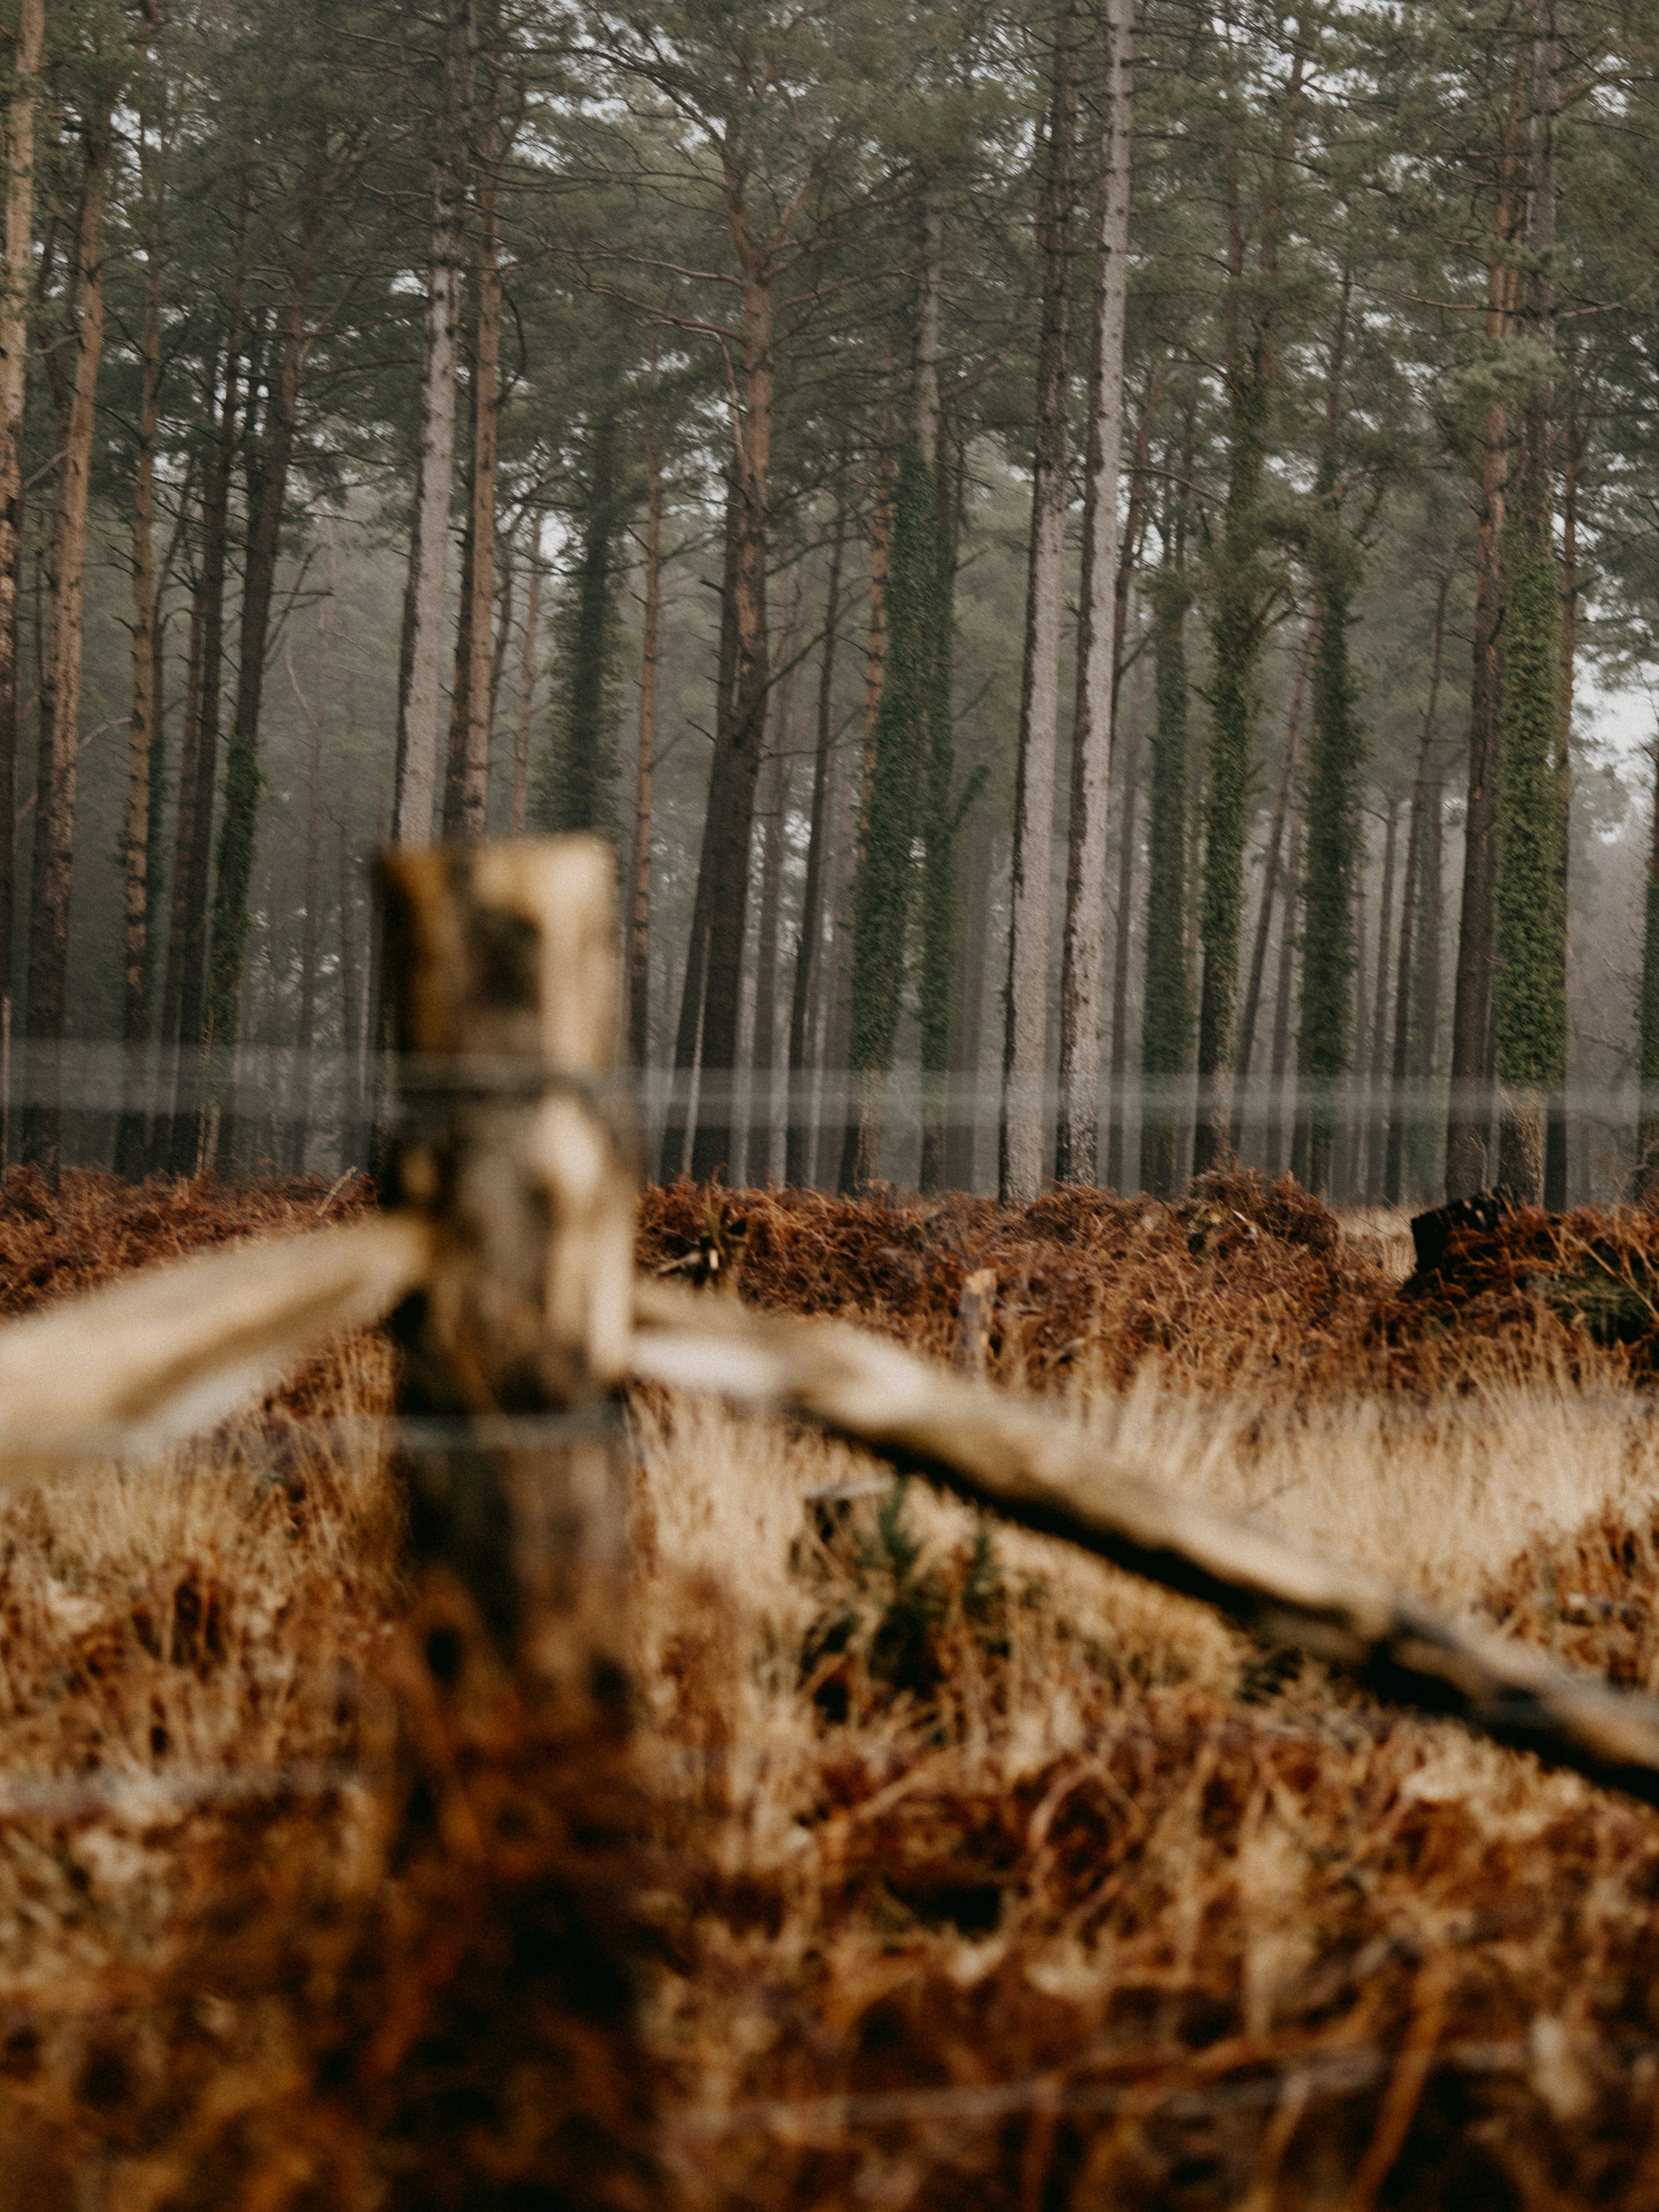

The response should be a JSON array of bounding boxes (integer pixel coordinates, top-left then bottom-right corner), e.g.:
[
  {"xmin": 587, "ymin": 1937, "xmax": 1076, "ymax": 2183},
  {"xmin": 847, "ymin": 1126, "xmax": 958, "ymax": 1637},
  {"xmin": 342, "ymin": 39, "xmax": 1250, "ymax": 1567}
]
[{"xmin": 3, "ymin": 1169, "xmax": 1659, "ymax": 2205}]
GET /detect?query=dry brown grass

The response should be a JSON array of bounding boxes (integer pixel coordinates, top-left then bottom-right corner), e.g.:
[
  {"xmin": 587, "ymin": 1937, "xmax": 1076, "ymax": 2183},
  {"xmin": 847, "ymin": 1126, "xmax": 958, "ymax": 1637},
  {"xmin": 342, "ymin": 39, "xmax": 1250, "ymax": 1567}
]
[{"xmin": 7, "ymin": 1172, "xmax": 1659, "ymax": 2203}]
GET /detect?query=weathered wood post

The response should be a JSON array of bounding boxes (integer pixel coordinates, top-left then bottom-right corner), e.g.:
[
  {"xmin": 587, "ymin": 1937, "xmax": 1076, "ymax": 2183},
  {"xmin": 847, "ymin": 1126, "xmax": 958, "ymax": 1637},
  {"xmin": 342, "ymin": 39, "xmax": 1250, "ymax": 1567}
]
[{"xmin": 377, "ymin": 837, "xmax": 637, "ymax": 1703}]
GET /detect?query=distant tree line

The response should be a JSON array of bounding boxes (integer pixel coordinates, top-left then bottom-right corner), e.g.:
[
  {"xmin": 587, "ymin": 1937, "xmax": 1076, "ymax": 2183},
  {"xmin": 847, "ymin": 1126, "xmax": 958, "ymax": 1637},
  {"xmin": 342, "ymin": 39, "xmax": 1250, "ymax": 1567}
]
[{"xmin": 5, "ymin": 0, "xmax": 1659, "ymax": 1208}]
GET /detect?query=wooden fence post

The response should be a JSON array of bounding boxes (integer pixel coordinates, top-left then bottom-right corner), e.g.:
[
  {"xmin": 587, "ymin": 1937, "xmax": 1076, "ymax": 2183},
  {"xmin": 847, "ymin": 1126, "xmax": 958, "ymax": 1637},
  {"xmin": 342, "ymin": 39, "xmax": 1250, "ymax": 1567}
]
[{"xmin": 377, "ymin": 837, "xmax": 637, "ymax": 1702}]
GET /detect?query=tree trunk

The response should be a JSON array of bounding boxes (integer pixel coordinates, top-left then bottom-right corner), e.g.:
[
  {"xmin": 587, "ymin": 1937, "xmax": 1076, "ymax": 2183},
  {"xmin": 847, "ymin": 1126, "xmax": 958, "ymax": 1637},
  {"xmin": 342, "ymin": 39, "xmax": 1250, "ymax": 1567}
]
[
  {"xmin": 1363, "ymin": 797, "xmax": 1399, "ymax": 1199},
  {"xmin": 1055, "ymin": 0, "xmax": 1133, "ymax": 1183},
  {"xmin": 115, "ymin": 113, "xmax": 163, "ymax": 1180},
  {"xmin": 943, "ymin": 761, "xmax": 994, "ymax": 1191},
  {"xmin": 156, "ymin": 225, "xmax": 247, "ymax": 1171},
  {"xmin": 0, "ymin": 0, "xmax": 43, "ymax": 1156},
  {"xmin": 826, "ymin": 429, "xmax": 892, "ymax": 1188},
  {"xmin": 1266, "ymin": 805, "xmax": 1302, "ymax": 1179},
  {"xmin": 1494, "ymin": 0, "xmax": 1564, "ymax": 1204},
  {"xmin": 1192, "ymin": 44, "xmax": 1304, "ymax": 1174},
  {"xmin": 1384, "ymin": 567, "xmax": 1450, "ymax": 1207},
  {"xmin": 204, "ymin": 224, "xmax": 321, "ymax": 1163},
  {"xmin": 1293, "ymin": 271, "xmax": 1362, "ymax": 1201},
  {"xmin": 22, "ymin": 115, "xmax": 109, "ymax": 1178},
  {"xmin": 457, "ymin": 99, "xmax": 501, "ymax": 841},
  {"xmin": 1140, "ymin": 573, "xmax": 1191, "ymax": 1197},
  {"xmin": 1104, "ymin": 650, "xmax": 1145, "ymax": 1190},
  {"xmin": 287, "ymin": 568, "xmax": 333, "ymax": 1171},
  {"xmin": 1640, "ymin": 758, "xmax": 1659, "ymax": 1202},
  {"xmin": 337, "ymin": 806, "xmax": 363, "ymax": 1170},
  {"xmin": 391, "ymin": 0, "xmax": 473, "ymax": 846},
  {"xmin": 1231, "ymin": 615, "xmax": 1311, "ymax": 1158},
  {"xmin": 747, "ymin": 731, "xmax": 788, "ymax": 1186},
  {"xmin": 1547, "ymin": 357, "xmax": 1580, "ymax": 1208},
  {"xmin": 1001, "ymin": 0, "xmax": 1083, "ymax": 1202},
  {"xmin": 686, "ymin": 210, "xmax": 777, "ymax": 1186},
  {"xmin": 511, "ymin": 549, "xmax": 541, "ymax": 840},
  {"xmin": 625, "ymin": 396, "xmax": 663, "ymax": 1067},
  {"xmin": 787, "ymin": 508, "xmax": 843, "ymax": 1187},
  {"xmin": 1446, "ymin": 67, "xmax": 1527, "ymax": 1201},
  {"xmin": 918, "ymin": 322, "xmax": 969, "ymax": 1190},
  {"xmin": 658, "ymin": 470, "xmax": 740, "ymax": 1182}
]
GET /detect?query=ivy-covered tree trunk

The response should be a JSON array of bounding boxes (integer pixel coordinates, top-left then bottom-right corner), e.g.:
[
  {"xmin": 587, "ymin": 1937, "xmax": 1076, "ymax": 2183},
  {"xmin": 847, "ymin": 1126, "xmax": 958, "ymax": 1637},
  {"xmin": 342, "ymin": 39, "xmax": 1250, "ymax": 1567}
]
[
  {"xmin": 1266, "ymin": 804, "xmax": 1301, "ymax": 1176},
  {"xmin": 1362, "ymin": 797, "xmax": 1399, "ymax": 1199},
  {"xmin": 1293, "ymin": 516, "xmax": 1363, "ymax": 1199},
  {"xmin": 1494, "ymin": 0, "xmax": 1564, "ymax": 1203},
  {"xmin": 531, "ymin": 411, "xmax": 625, "ymax": 838},
  {"xmin": 840, "ymin": 439, "xmax": 939, "ymax": 1190},
  {"xmin": 1638, "ymin": 763, "xmax": 1659, "ymax": 1203},
  {"xmin": 1446, "ymin": 64, "xmax": 1527, "ymax": 1200},
  {"xmin": 623, "ymin": 385, "xmax": 662, "ymax": 1062},
  {"xmin": 1139, "ymin": 574, "xmax": 1191, "ymax": 1196},
  {"xmin": 1384, "ymin": 567, "xmax": 1450, "ymax": 1206},
  {"xmin": 115, "ymin": 117, "xmax": 164, "ymax": 1180}
]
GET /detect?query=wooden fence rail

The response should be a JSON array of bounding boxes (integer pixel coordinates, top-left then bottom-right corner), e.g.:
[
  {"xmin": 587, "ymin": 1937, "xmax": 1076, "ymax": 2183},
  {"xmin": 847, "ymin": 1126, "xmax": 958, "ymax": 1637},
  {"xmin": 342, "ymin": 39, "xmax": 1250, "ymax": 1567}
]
[{"xmin": 0, "ymin": 835, "xmax": 1657, "ymax": 1813}]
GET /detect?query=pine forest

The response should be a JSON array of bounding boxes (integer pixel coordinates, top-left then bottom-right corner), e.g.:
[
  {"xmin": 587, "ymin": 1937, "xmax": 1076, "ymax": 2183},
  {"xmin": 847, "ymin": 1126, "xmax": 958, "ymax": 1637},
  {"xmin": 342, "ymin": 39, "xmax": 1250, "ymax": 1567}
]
[{"xmin": 2, "ymin": 0, "xmax": 1658, "ymax": 1211}]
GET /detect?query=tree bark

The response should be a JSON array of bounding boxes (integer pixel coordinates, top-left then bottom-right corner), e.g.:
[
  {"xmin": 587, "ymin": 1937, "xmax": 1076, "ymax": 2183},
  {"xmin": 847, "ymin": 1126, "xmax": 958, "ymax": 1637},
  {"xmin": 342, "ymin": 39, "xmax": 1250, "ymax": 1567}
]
[
  {"xmin": 391, "ymin": 0, "xmax": 474, "ymax": 846},
  {"xmin": 1384, "ymin": 566, "xmax": 1450, "ymax": 1208},
  {"xmin": 1055, "ymin": 0, "xmax": 1133, "ymax": 1184},
  {"xmin": 1494, "ymin": 0, "xmax": 1564, "ymax": 1204},
  {"xmin": 1231, "ymin": 616, "xmax": 1311, "ymax": 1158},
  {"xmin": 1363, "ymin": 797, "xmax": 1399, "ymax": 1200},
  {"xmin": 1546, "ymin": 346, "xmax": 1581, "ymax": 1208},
  {"xmin": 658, "ymin": 471, "xmax": 740, "ymax": 1182},
  {"xmin": 787, "ymin": 508, "xmax": 843, "ymax": 1187},
  {"xmin": 685, "ymin": 182, "xmax": 778, "ymax": 1184},
  {"xmin": 22, "ymin": 114, "xmax": 110, "ymax": 1178},
  {"xmin": 158, "ymin": 211, "xmax": 248, "ymax": 1173},
  {"xmin": 511, "ymin": 548, "xmax": 541, "ymax": 841},
  {"xmin": 1104, "ymin": 656, "xmax": 1144, "ymax": 1190},
  {"xmin": 1266, "ymin": 806, "xmax": 1301, "ymax": 1178},
  {"xmin": 1001, "ymin": 0, "xmax": 1083, "ymax": 1202},
  {"xmin": 115, "ymin": 109, "xmax": 163, "ymax": 1180},
  {"xmin": 455, "ymin": 80, "xmax": 501, "ymax": 843},
  {"xmin": 746, "ymin": 726, "xmax": 789, "ymax": 1185},
  {"xmin": 830, "ymin": 425, "xmax": 892, "ymax": 1189},
  {"xmin": 1192, "ymin": 42, "xmax": 1304, "ymax": 1174},
  {"xmin": 203, "ymin": 217, "xmax": 322, "ymax": 1162},
  {"xmin": 287, "ymin": 563, "xmax": 333, "ymax": 1171},
  {"xmin": 1446, "ymin": 65, "xmax": 1526, "ymax": 1201},
  {"xmin": 0, "ymin": 0, "xmax": 42, "ymax": 1157},
  {"xmin": 625, "ymin": 390, "xmax": 663, "ymax": 1067}
]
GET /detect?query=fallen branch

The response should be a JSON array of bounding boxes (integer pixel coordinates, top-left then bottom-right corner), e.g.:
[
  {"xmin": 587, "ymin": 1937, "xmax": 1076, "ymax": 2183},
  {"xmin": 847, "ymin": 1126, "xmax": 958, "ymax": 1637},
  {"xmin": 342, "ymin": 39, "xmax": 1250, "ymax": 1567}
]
[
  {"xmin": 630, "ymin": 1278, "xmax": 1659, "ymax": 1810},
  {"xmin": 0, "ymin": 1215, "xmax": 430, "ymax": 1465}
]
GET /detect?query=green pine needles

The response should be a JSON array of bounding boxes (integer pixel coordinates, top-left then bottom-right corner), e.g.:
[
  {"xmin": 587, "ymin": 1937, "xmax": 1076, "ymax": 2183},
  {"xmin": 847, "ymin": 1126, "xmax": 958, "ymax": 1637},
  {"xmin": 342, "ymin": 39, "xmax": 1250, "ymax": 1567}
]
[
  {"xmin": 1296, "ymin": 526, "xmax": 1365, "ymax": 1197},
  {"xmin": 1140, "ymin": 571, "xmax": 1192, "ymax": 1196},
  {"xmin": 1493, "ymin": 521, "xmax": 1567, "ymax": 1099}
]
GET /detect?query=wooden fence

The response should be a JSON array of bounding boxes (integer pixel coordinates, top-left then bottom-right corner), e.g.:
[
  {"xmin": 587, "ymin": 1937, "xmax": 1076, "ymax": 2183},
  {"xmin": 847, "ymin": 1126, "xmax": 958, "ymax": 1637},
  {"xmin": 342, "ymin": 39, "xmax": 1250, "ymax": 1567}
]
[{"xmin": 3, "ymin": 832, "xmax": 1659, "ymax": 1821}]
